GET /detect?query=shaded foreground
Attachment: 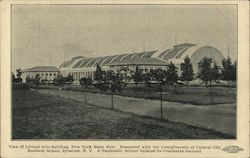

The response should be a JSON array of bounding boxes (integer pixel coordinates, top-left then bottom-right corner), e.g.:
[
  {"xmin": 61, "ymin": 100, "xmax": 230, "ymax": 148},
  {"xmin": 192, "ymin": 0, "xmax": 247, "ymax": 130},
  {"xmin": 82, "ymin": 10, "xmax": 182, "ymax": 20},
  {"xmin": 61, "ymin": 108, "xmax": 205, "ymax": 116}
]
[{"xmin": 12, "ymin": 89, "xmax": 234, "ymax": 139}]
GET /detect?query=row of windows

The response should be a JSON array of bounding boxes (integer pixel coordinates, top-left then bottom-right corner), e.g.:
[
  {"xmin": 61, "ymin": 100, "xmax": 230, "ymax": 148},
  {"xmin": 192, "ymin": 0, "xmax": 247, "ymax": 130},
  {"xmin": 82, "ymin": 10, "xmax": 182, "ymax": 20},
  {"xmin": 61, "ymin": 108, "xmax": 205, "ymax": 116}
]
[
  {"xmin": 40, "ymin": 73, "xmax": 57, "ymax": 76},
  {"xmin": 111, "ymin": 65, "xmax": 168, "ymax": 72},
  {"xmin": 27, "ymin": 73, "xmax": 57, "ymax": 77},
  {"xmin": 69, "ymin": 71, "xmax": 95, "ymax": 80}
]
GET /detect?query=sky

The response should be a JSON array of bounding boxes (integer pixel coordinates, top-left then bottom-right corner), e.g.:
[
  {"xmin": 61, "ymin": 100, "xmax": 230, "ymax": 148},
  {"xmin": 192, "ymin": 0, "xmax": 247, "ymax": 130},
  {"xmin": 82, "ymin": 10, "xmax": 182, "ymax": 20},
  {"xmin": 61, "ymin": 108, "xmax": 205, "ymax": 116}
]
[{"xmin": 12, "ymin": 4, "xmax": 237, "ymax": 72}]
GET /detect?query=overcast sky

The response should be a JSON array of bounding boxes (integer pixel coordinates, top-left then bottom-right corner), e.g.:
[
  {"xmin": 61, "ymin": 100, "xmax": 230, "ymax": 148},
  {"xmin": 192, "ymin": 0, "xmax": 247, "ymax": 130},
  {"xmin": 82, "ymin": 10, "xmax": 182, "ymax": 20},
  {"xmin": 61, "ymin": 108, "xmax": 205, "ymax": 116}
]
[{"xmin": 12, "ymin": 4, "xmax": 237, "ymax": 71}]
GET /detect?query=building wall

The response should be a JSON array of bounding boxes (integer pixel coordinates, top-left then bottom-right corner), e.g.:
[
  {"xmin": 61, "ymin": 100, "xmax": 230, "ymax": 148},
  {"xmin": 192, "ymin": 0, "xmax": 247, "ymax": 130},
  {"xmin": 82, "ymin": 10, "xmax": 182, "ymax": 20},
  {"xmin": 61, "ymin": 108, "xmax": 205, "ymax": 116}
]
[
  {"xmin": 60, "ymin": 64, "xmax": 169, "ymax": 84},
  {"xmin": 58, "ymin": 45, "xmax": 225, "ymax": 84},
  {"xmin": 110, "ymin": 65, "xmax": 168, "ymax": 74},
  {"xmin": 22, "ymin": 71, "xmax": 59, "ymax": 83},
  {"xmin": 189, "ymin": 46, "xmax": 225, "ymax": 73},
  {"xmin": 60, "ymin": 66, "xmax": 110, "ymax": 83}
]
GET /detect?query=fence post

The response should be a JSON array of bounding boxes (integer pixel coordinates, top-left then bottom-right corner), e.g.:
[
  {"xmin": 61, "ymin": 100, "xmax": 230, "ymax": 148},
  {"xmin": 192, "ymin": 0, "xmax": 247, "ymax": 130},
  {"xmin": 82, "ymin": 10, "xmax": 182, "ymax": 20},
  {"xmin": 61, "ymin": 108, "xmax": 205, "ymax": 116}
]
[
  {"xmin": 111, "ymin": 92, "xmax": 114, "ymax": 110},
  {"xmin": 67, "ymin": 83, "xmax": 69, "ymax": 99},
  {"xmin": 85, "ymin": 86, "xmax": 87, "ymax": 103},
  {"xmin": 210, "ymin": 86, "xmax": 214, "ymax": 104},
  {"xmin": 83, "ymin": 85, "xmax": 87, "ymax": 103},
  {"xmin": 82, "ymin": 85, "xmax": 84, "ymax": 103}
]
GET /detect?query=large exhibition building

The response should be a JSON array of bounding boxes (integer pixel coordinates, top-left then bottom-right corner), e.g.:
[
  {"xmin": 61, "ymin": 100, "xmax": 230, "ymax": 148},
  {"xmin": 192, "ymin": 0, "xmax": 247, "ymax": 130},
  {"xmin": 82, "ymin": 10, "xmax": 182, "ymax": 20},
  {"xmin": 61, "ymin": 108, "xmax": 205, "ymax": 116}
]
[{"xmin": 59, "ymin": 43, "xmax": 225, "ymax": 83}]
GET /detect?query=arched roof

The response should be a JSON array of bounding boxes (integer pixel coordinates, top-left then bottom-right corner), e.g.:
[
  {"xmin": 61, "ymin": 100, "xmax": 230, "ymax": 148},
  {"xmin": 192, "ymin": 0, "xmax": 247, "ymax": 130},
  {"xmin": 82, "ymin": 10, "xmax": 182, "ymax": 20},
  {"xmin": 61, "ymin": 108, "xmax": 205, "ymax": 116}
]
[
  {"xmin": 59, "ymin": 43, "xmax": 225, "ymax": 69},
  {"xmin": 60, "ymin": 50, "xmax": 157, "ymax": 69},
  {"xmin": 156, "ymin": 43, "xmax": 224, "ymax": 63},
  {"xmin": 180, "ymin": 45, "xmax": 224, "ymax": 60}
]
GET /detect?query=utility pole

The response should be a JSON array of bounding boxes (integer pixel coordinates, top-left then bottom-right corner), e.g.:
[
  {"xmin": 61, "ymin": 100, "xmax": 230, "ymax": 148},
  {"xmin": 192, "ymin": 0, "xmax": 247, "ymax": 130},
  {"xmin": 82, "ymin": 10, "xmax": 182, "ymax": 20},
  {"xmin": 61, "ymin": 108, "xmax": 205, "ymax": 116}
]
[
  {"xmin": 175, "ymin": 37, "xmax": 178, "ymax": 58},
  {"xmin": 111, "ymin": 92, "xmax": 114, "ymax": 109},
  {"xmin": 49, "ymin": 55, "xmax": 52, "ymax": 66},
  {"xmin": 227, "ymin": 38, "xmax": 230, "ymax": 58},
  {"xmin": 85, "ymin": 86, "xmax": 87, "ymax": 103},
  {"xmin": 143, "ymin": 40, "xmax": 145, "ymax": 52},
  {"xmin": 64, "ymin": 52, "xmax": 66, "ymax": 62},
  {"xmin": 67, "ymin": 83, "xmax": 69, "ymax": 99}
]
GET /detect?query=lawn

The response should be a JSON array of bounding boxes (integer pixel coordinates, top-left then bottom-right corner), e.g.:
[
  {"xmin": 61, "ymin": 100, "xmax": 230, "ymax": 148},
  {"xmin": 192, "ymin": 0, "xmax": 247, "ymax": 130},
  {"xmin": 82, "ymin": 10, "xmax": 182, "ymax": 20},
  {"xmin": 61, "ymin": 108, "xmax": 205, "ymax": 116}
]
[
  {"xmin": 121, "ymin": 86, "xmax": 236, "ymax": 105},
  {"xmin": 12, "ymin": 89, "xmax": 233, "ymax": 139},
  {"xmin": 40, "ymin": 84, "xmax": 236, "ymax": 105}
]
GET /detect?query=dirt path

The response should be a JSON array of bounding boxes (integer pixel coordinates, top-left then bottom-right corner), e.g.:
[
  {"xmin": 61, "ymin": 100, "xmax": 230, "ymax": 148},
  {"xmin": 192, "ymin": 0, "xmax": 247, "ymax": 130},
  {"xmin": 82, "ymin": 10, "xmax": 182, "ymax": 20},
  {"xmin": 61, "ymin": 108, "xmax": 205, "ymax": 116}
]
[{"xmin": 39, "ymin": 89, "xmax": 236, "ymax": 136}]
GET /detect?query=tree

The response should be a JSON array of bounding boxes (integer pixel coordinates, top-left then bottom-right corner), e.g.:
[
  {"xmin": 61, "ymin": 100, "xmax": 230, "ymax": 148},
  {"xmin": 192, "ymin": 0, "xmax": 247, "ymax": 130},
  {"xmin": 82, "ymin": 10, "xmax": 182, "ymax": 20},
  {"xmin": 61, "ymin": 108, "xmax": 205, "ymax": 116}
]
[
  {"xmin": 109, "ymin": 71, "xmax": 125, "ymax": 109},
  {"xmin": 166, "ymin": 62, "xmax": 178, "ymax": 86},
  {"xmin": 25, "ymin": 75, "xmax": 31, "ymax": 85},
  {"xmin": 180, "ymin": 56, "xmax": 194, "ymax": 86},
  {"xmin": 15, "ymin": 69, "xmax": 22, "ymax": 83},
  {"xmin": 65, "ymin": 74, "xmax": 74, "ymax": 84},
  {"xmin": 211, "ymin": 62, "xmax": 221, "ymax": 84},
  {"xmin": 143, "ymin": 71, "xmax": 153, "ymax": 87},
  {"xmin": 34, "ymin": 74, "xmax": 40, "ymax": 88},
  {"xmin": 12, "ymin": 72, "xmax": 15, "ymax": 83},
  {"xmin": 16, "ymin": 69, "xmax": 22, "ymax": 79},
  {"xmin": 94, "ymin": 65, "xmax": 104, "ymax": 82},
  {"xmin": 80, "ymin": 77, "xmax": 92, "ymax": 88},
  {"xmin": 221, "ymin": 56, "xmax": 234, "ymax": 86},
  {"xmin": 147, "ymin": 68, "xmax": 167, "ymax": 119},
  {"xmin": 80, "ymin": 77, "xmax": 92, "ymax": 103},
  {"xmin": 153, "ymin": 68, "xmax": 166, "ymax": 85},
  {"xmin": 133, "ymin": 66, "xmax": 143, "ymax": 84},
  {"xmin": 198, "ymin": 57, "xmax": 213, "ymax": 86},
  {"xmin": 53, "ymin": 74, "xmax": 65, "ymax": 86},
  {"xmin": 232, "ymin": 60, "xmax": 237, "ymax": 81},
  {"xmin": 155, "ymin": 68, "xmax": 167, "ymax": 119},
  {"xmin": 94, "ymin": 69, "xmax": 124, "ymax": 109},
  {"xmin": 117, "ymin": 66, "xmax": 131, "ymax": 85},
  {"xmin": 93, "ymin": 69, "xmax": 109, "ymax": 92}
]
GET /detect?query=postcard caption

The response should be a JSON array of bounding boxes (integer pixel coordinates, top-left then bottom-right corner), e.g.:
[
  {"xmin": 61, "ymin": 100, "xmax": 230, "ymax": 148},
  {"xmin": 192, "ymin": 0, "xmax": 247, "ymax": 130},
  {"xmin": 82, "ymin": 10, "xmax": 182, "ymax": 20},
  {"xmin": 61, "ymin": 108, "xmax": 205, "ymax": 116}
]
[{"xmin": 8, "ymin": 144, "xmax": 222, "ymax": 154}]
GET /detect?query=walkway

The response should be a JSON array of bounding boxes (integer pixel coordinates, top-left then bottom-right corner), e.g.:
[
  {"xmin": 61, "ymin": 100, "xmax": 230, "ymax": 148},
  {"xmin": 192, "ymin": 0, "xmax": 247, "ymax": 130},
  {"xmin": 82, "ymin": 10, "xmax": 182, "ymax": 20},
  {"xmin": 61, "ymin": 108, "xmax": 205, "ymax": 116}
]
[{"xmin": 39, "ymin": 89, "xmax": 236, "ymax": 136}]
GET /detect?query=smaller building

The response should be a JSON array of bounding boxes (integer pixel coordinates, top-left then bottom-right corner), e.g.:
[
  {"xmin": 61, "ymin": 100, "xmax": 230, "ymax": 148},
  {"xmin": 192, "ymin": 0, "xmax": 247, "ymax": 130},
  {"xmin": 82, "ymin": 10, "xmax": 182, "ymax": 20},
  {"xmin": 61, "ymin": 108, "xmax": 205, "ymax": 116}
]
[{"xmin": 21, "ymin": 66, "xmax": 59, "ymax": 83}]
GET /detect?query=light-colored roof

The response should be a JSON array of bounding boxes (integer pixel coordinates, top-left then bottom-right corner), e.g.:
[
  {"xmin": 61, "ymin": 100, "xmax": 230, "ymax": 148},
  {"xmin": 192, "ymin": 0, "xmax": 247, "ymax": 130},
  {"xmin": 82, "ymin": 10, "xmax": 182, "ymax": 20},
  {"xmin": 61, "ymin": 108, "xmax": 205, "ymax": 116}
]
[
  {"xmin": 157, "ymin": 43, "xmax": 196, "ymax": 60},
  {"xmin": 107, "ymin": 57, "xmax": 169, "ymax": 66},
  {"xmin": 60, "ymin": 50, "xmax": 157, "ymax": 69},
  {"xmin": 22, "ymin": 66, "xmax": 59, "ymax": 72},
  {"xmin": 59, "ymin": 43, "xmax": 225, "ymax": 69}
]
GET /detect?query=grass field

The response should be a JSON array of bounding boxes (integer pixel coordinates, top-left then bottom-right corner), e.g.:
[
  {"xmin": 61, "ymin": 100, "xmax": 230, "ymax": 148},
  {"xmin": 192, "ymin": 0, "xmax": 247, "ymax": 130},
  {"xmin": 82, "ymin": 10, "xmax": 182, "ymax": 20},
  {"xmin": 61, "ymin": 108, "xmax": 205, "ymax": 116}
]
[
  {"xmin": 40, "ymin": 84, "xmax": 236, "ymax": 105},
  {"xmin": 12, "ymin": 89, "xmax": 234, "ymax": 139}
]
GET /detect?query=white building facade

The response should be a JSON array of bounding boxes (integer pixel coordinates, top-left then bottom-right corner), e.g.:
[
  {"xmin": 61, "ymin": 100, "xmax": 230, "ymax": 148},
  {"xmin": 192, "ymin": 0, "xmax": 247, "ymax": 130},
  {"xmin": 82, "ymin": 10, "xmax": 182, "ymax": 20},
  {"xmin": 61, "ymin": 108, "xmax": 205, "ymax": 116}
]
[{"xmin": 21, "ymin": 66, "xmax": 60, "ymax": 83}]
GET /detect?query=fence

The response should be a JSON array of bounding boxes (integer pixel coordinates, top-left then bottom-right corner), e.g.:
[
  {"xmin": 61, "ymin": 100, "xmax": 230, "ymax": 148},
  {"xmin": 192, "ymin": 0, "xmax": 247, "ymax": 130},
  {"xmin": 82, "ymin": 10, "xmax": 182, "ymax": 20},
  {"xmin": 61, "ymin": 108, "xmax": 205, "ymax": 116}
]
[{"xmin": 38, "ymin": 84, "xmax": 236, "ymax": 136}]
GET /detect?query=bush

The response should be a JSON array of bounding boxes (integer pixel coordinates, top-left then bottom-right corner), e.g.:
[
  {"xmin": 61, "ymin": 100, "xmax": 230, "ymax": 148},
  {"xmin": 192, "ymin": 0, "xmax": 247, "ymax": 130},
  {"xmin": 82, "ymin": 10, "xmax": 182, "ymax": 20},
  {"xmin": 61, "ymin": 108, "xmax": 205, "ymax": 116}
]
[
  {"xmin": 93, "ymin": 83, "xmax": 109, "ymax": 92},
  {"xmin": 12, "ymin": 83, "xmax": 30, "ymax": 89}
]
